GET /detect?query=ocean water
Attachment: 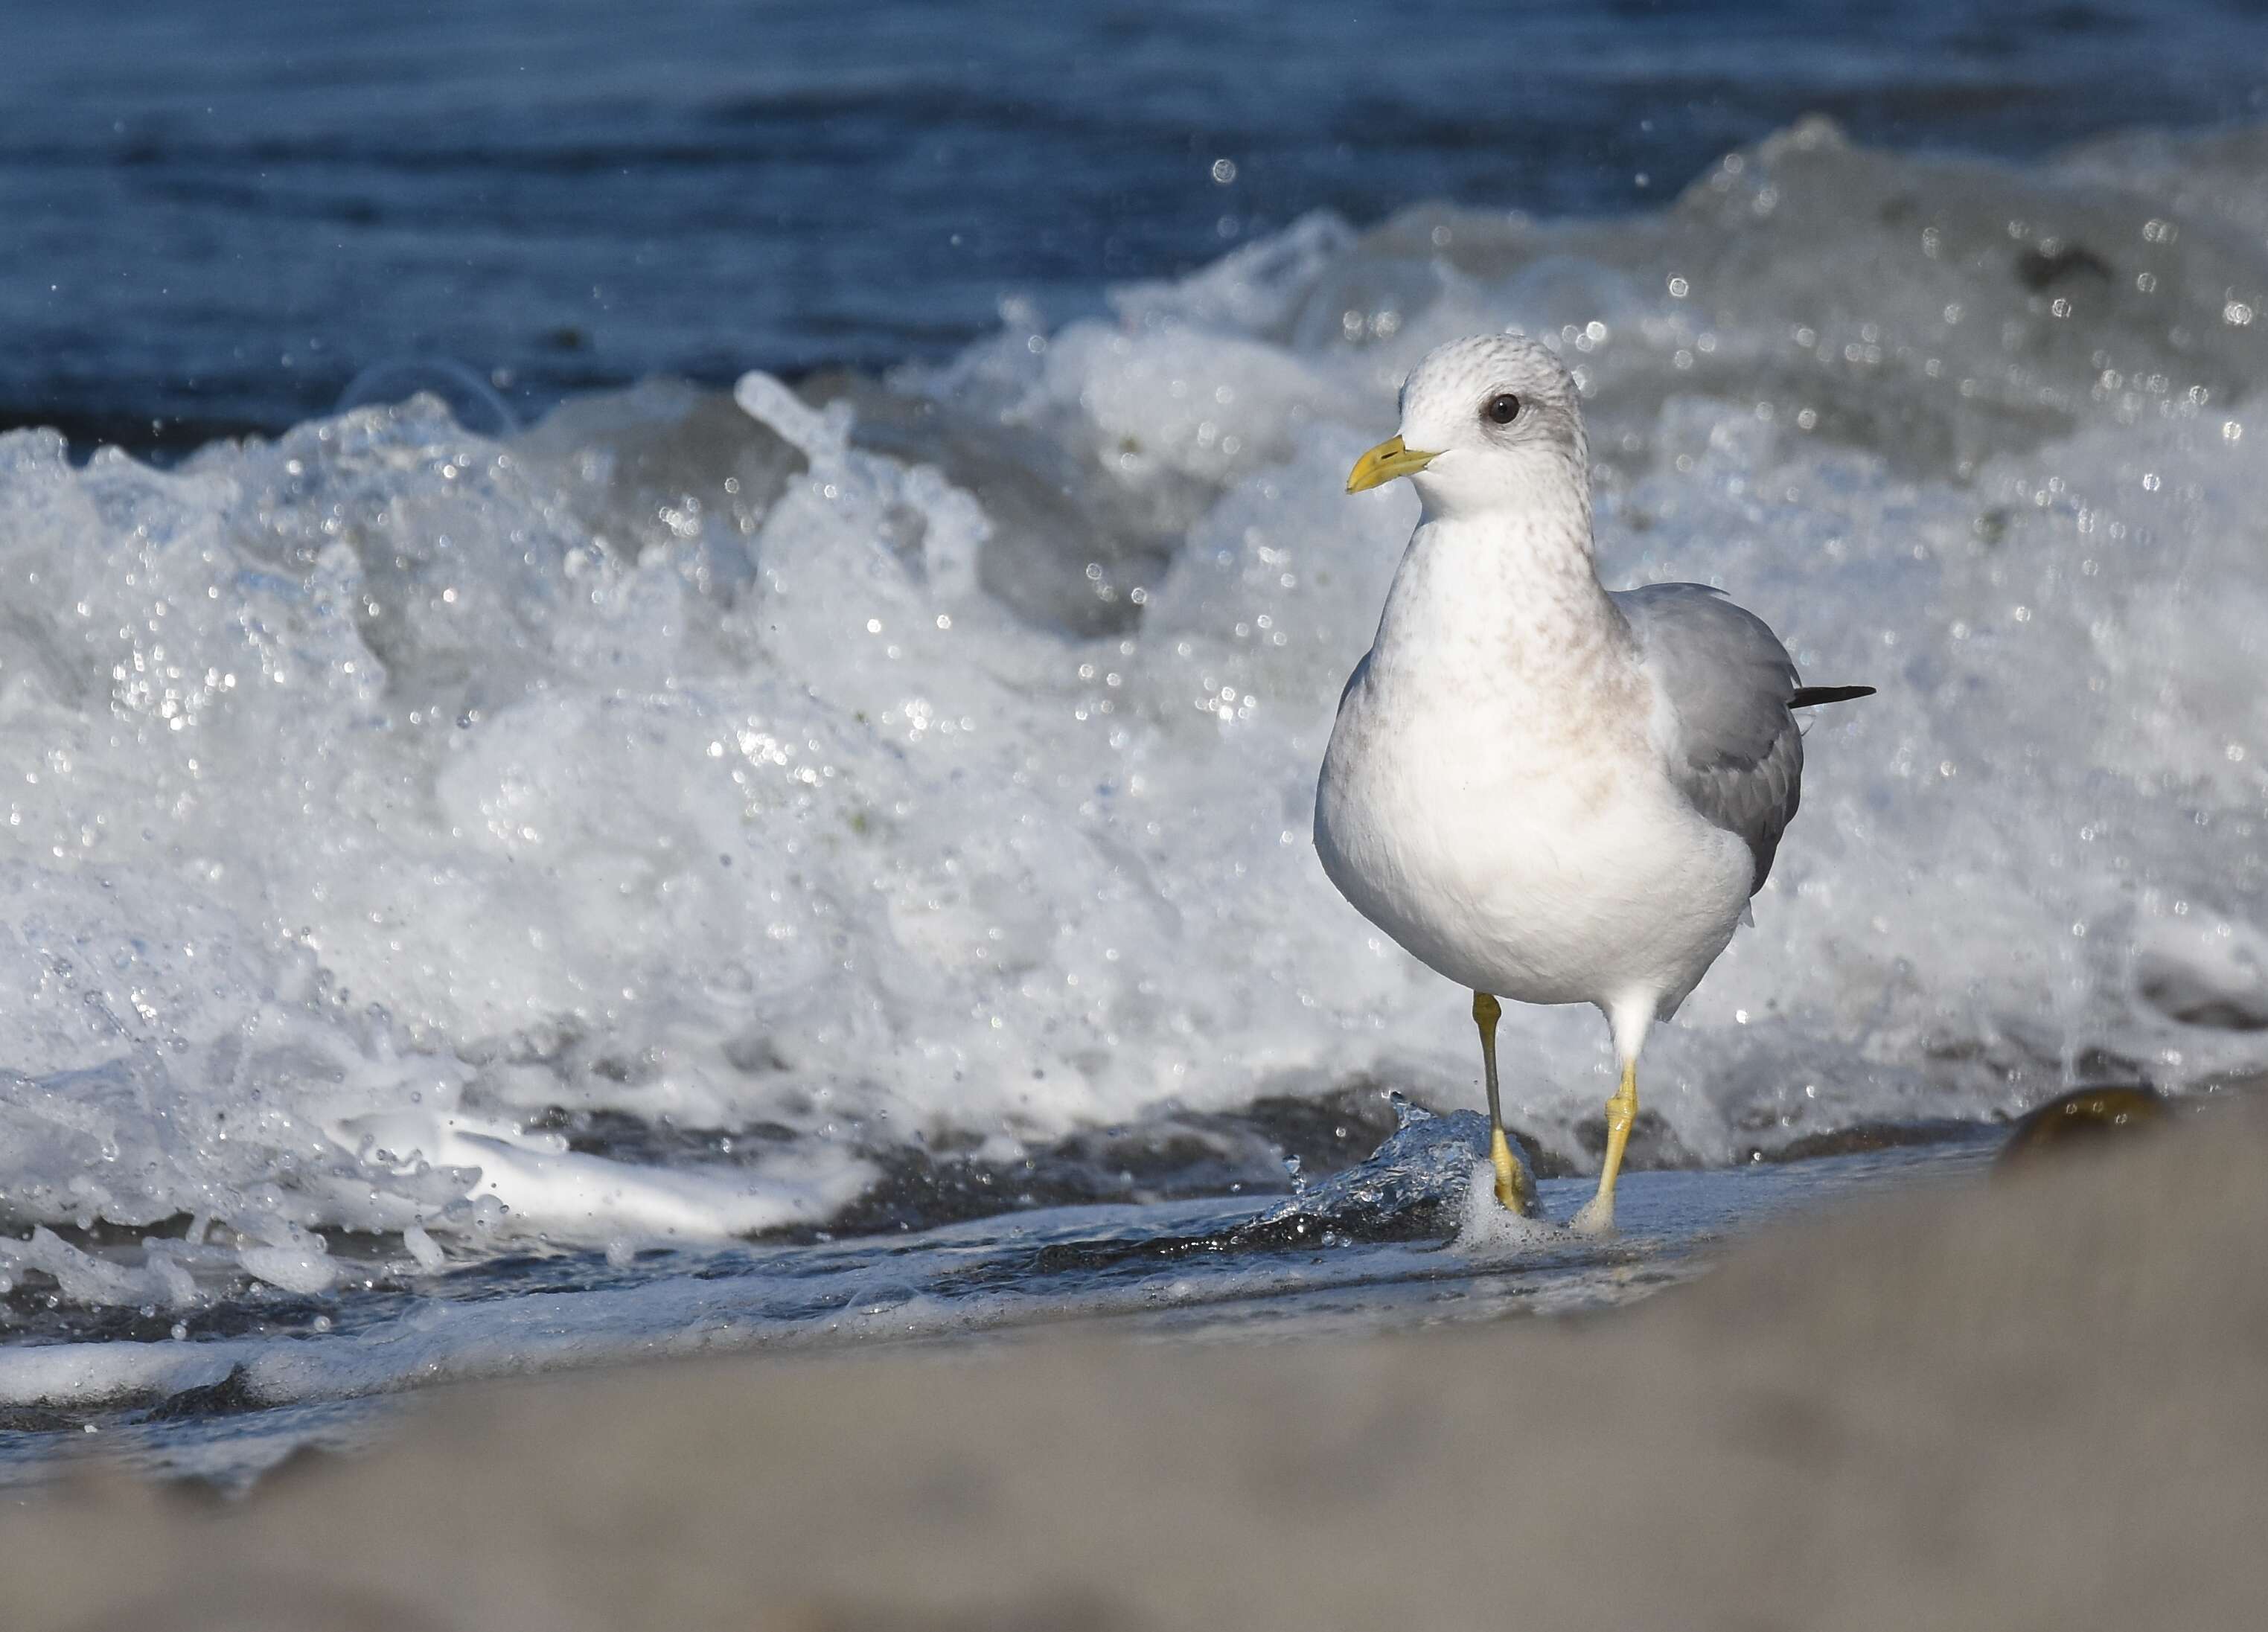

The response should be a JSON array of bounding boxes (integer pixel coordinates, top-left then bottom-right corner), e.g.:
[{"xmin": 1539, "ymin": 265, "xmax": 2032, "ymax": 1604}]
[
  {"xmin": 3, "ymin": 4, "xmax": 2268, "ymax": 1479},
  {"xmin": 8, "ymin": 0, "xmax": 2268, "ymax": 443}
]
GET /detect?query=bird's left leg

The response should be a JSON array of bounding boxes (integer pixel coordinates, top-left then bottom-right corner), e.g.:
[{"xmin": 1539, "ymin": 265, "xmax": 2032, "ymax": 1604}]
[{"xmin": 1569, "ymin": 1056, "xmax": 1638, "ymax": 1237}]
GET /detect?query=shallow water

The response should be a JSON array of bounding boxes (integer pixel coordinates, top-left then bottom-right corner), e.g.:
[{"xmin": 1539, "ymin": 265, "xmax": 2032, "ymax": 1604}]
[
  {"xmin": 4, "ymin": 8, "xmax": 2268, "ymax": 1486},
  {"xmin": 0, "ymin": 1108, "xmax": 1996, "ymax": 1490}
]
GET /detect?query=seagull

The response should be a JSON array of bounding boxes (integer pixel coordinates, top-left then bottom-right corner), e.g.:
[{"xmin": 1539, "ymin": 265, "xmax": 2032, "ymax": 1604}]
[{"xmin": 1315, "ymin": 334, "xmax": 1872, "ymax": 1234}]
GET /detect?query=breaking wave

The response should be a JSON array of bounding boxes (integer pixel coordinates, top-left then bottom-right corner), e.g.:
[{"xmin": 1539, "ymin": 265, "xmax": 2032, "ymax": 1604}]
[{"xmin": 3, "ymin": 118, "xmax": 2265, "ymax": 1305}]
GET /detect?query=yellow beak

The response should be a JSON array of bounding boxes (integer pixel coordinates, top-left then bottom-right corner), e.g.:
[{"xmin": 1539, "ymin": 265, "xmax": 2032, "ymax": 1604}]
[{"xmin": 1345, "ymin": 435, "xmax": 1439, "ymax": 493}]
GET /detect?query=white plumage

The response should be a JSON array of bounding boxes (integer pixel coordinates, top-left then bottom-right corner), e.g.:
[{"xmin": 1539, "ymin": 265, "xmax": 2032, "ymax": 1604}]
[{"xmin": 1315, "ymin": 334, "xmax": 1870, "ymax": 1233}]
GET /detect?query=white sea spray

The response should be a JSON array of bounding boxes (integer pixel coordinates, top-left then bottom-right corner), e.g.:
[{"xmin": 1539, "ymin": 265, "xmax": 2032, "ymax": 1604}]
[{"xmin": 1, "ymin": 119, "xmax": 2264, "ymax": 1305}]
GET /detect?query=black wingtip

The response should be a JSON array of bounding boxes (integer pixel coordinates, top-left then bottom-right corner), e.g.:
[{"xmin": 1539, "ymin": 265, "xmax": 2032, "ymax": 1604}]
[{"xmin": 1789, "ymin": 684, "xmax": 1876, "ymax": 708}]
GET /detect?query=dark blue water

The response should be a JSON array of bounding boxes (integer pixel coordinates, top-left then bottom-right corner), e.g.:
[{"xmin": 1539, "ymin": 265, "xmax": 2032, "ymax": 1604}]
[{"xmin": 5, "ymin": 0, "xmax": 2267, "ymax": 448}]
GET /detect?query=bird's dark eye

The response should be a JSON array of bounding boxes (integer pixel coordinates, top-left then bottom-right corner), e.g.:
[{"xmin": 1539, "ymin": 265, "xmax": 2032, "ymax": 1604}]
[{"xmin": 1486, "ymin": 393, "xmax": 1521, "ymax": 425}]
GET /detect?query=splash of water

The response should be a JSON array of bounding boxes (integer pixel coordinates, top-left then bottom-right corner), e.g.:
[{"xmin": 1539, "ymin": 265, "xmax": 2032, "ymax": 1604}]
[{"xmin": 2, "ymin": 119, "xmax": 2265, "ymax": 1305}]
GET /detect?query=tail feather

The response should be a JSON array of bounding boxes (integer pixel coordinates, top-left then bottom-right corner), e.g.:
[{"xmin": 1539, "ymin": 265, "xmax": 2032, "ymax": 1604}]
[{"xmin": 1789, "ymin": 684, "xmax": 1874, "ymax": 708}]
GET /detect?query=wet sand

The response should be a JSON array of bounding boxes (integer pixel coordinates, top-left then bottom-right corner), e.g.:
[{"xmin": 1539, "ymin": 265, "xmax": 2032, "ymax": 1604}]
[{"xmin": 7, "ymin": 1100, "xmax": 2262, "ymax": 1632}]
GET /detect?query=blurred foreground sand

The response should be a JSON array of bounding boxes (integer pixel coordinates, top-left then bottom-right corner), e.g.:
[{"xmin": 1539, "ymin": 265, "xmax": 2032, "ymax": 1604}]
[{"xmin": 7, "ymin": 1102, "xmax": 2264, "ymax": 1632}]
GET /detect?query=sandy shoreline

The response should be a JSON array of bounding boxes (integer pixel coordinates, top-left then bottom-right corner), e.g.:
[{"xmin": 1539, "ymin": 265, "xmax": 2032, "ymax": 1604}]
[{"xmin": 6, "ymin": 1100, "xmax": 2261, "ymax": 1632}]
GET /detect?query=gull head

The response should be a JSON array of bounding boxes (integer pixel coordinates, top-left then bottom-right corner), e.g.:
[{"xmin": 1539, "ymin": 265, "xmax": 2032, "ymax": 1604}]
[{"xmin": 1346, "ymin": 333, "xmax": 1588, "ymax": 519}]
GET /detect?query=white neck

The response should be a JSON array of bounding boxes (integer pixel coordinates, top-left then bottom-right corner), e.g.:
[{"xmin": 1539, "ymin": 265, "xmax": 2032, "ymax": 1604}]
[{"xmin": 1367, "ymin": 494, "xmax": 1629, "ymax": 692}]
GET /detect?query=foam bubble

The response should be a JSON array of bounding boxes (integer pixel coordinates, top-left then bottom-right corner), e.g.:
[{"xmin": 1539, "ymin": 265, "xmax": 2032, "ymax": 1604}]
[{"xmin": 1450, "ymin": 1161, "xmax": 1559, "ymax": 1253}]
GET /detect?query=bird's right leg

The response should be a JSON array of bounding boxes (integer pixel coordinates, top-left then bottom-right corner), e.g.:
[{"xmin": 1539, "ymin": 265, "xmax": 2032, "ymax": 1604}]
[{"xmin": 1473, "ymin": 992, "xmax": 1536, "ymax": 1215}]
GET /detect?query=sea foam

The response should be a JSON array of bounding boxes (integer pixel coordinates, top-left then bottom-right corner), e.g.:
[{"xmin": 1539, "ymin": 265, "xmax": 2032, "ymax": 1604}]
[{"xmin": 1, "ymin": 118, "xmax": 2264, "ymax": 1305}]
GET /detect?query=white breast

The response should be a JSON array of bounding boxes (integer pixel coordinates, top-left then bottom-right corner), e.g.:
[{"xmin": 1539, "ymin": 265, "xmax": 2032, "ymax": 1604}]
[{"xmin": 1315, "ymin": 633, "xmax": 1752, "ymax": 1020}]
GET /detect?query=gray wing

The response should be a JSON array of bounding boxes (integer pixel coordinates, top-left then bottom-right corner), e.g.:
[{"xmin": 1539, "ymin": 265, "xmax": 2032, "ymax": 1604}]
[{"xmin": 1613, "ymin": 583, "xmax": 1803, "ymax": 896}]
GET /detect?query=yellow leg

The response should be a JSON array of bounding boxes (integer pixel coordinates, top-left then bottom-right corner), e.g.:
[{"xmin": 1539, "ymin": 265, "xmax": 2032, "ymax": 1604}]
[
  {"xmin": 1571, "ymin": 1059, "xmax": 1638, "ymax": 1236},
  {"xmin": 1472, "ymin": 992, "xmax": 1536, "ymax": 1216}
]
